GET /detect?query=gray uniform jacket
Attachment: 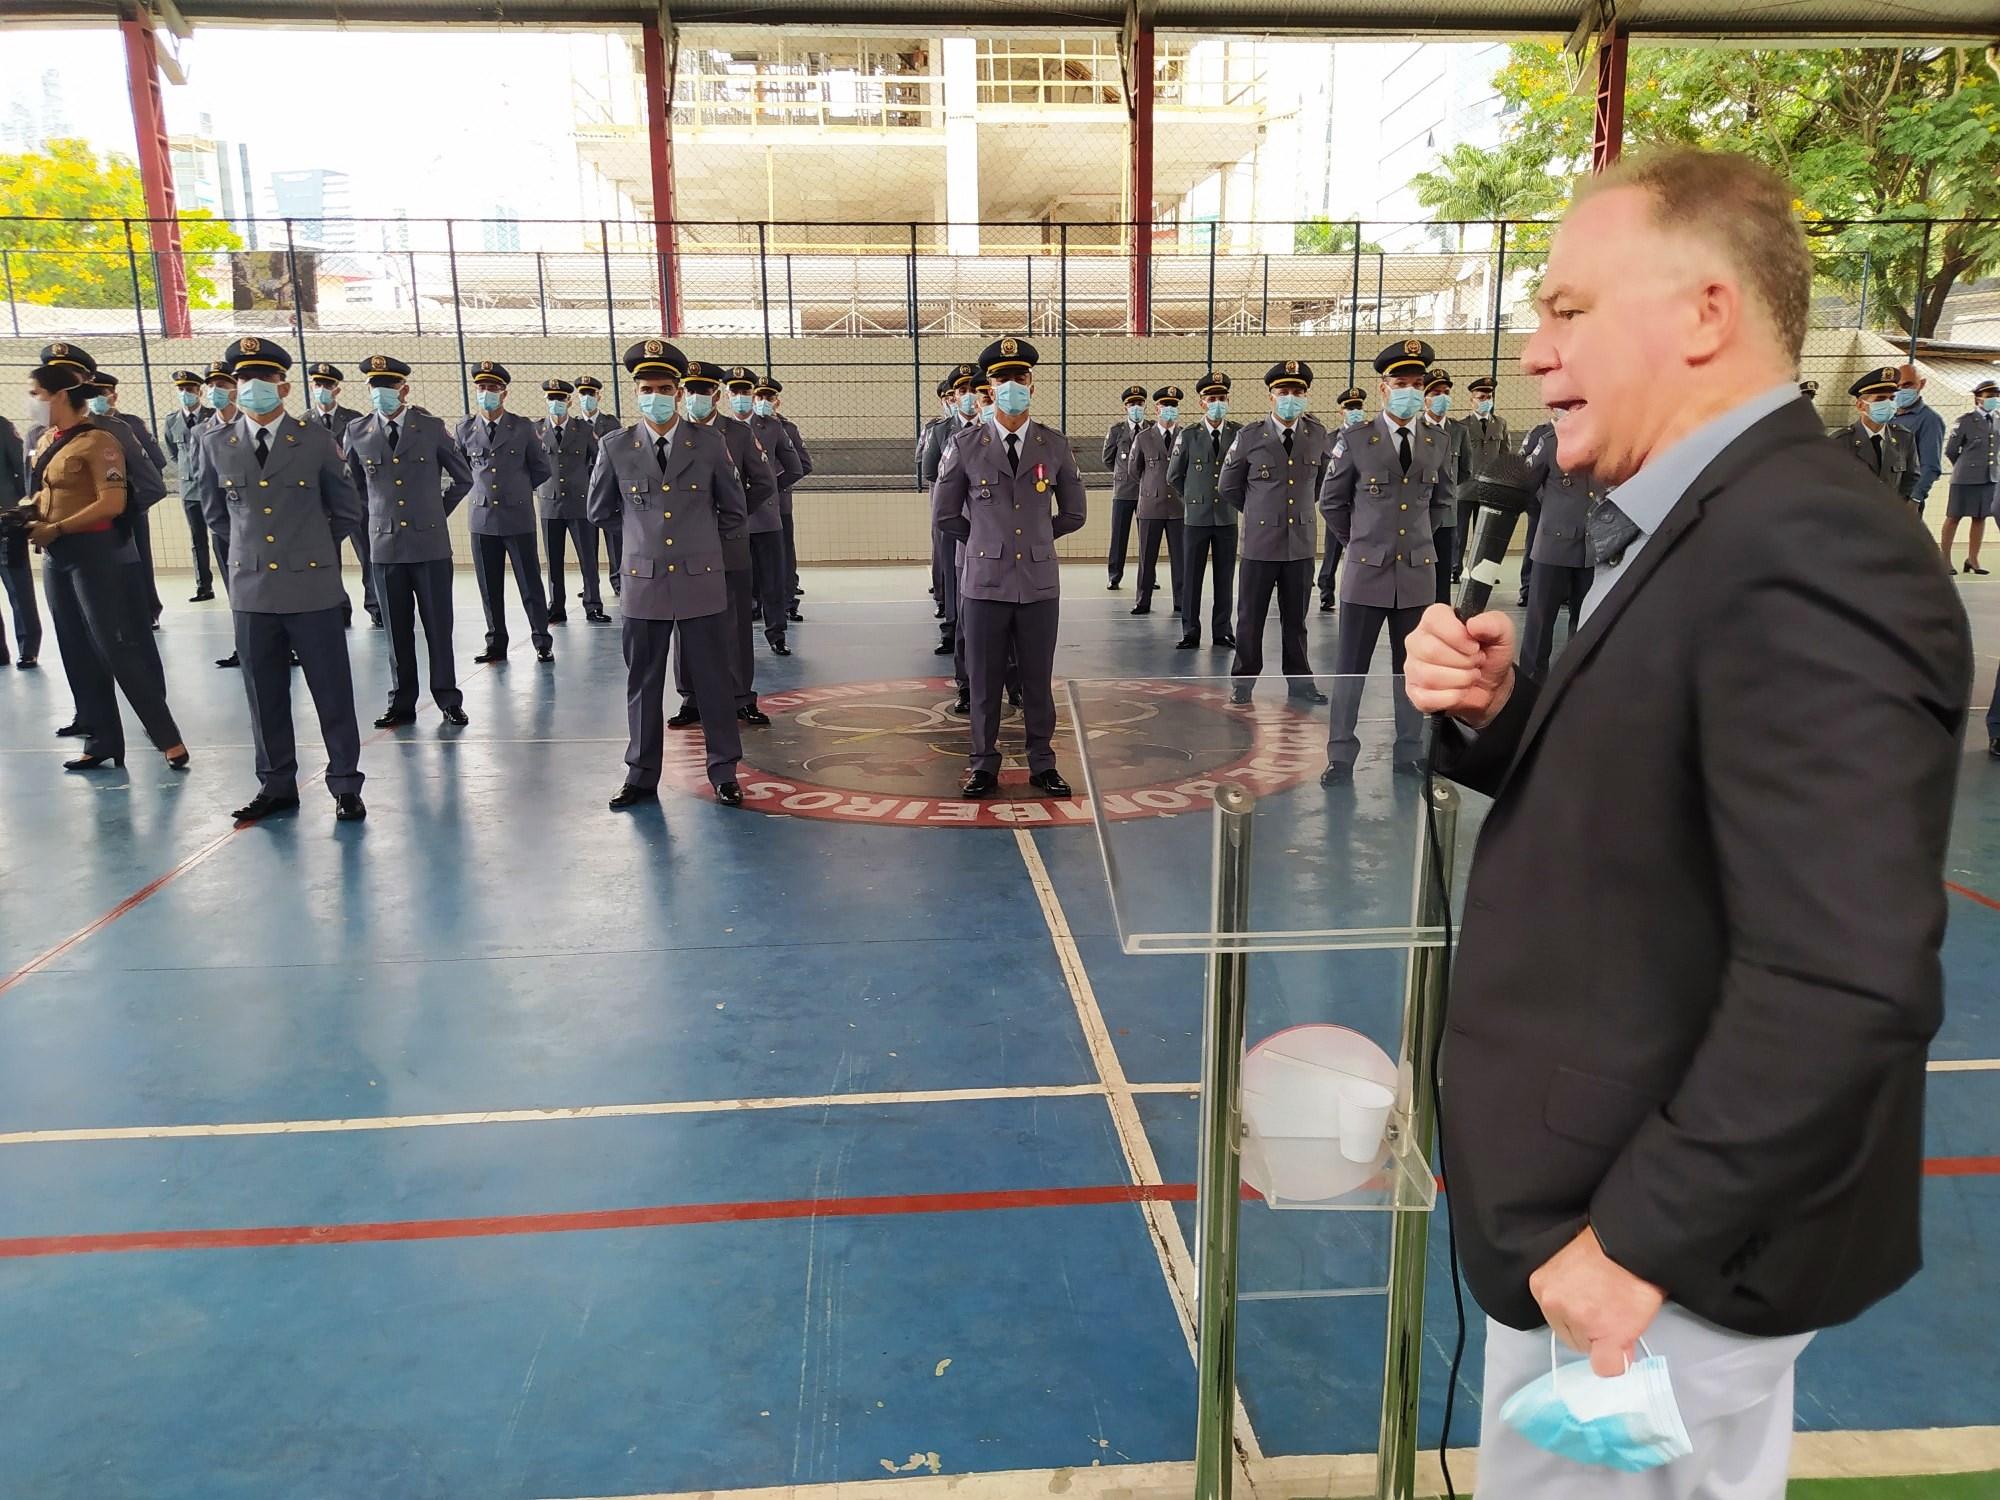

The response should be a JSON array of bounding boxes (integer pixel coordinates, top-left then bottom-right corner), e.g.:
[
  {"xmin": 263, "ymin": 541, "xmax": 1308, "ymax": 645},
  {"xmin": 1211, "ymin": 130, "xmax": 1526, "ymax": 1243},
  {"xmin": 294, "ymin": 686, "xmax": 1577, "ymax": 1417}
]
[
  {"xmin": 1831, "ymin": 421, "xmax": 1912, "ymax": 496},
  {"xmin": 1167, "ymin": 420, "xmax": 1243, "ymax": 528},
  {"xmin": 744, "ymin": 412, "xmax": 804, "ymax": 535},
  {"xmin": 1317, "ymin": 413, "xmax": 1452, "ymax": 608},
  {"xmin": 84, "ymin": 416, "xmax": 166, "ymax": 513},
  {"xmin": 1221, "ymin": 414, "xmax": 1335, "ymax": 563},
  {"xmin": 344, "ymin": 410, "xmax": 475, "ymax": 566},
  {"xmin": 925, "ymin": 417, "xmax": 980, "ymax": 488},
  {"xmin": 534, "ymin": 417, "xmax": 600, "ymax": 521},
  {"xmin": 1945, "ymin": 411, "xmax": 1999, "ymax": 485},
  {"xmin": 0, "ymin": 415, "xmax": 24, "ymax": 506},
  {"xmin": 193, "ymin": 412, "xmax": 364, "ymax": 614},
  {"xmin": 587, "ymin": 410, "xmax": 622, "ymax": 438},
  {"xmin": 455, "ymin": 411, "xmax": 552, "ymax": 536},
  {"xmin": 1129, "ymin": 423, "xmax": 1183, "ymax": 521},
  {"xmin": 1424, "ymin": 416, "xmax": 1474, "ymax": 526},
  {"xmin": 112, "ymin": 410, "xmax": 168, "ymax": 479},
  {"xmin": 306, "ymin": 405, "xmax": 365, "ymax": 454},
  {"xmin": 1455, "ymin": 411, "xmax": 1514, "ymax": 478},
  {"xmin": 933, "ymin": 420, "xmax": 1088, "ymax": 605},
  {"xmin": 1521, "ymin": 421, "xmax": 1602, "ymax": 569},
  {"xmin": 778, "ymin": 415, "xmax": 811, "ymax": 517},
  {"xmin": 703, "ymin": 414, "xmax": 779, "ymax": 570},
  {"xmin": 163, "ymin": 408, "xmax": 206, "ymax": 491},
  {"xmin": 1104, "ymin": 419, "xmax": 1142, "ymax": 503},
  {"xmin": 586, "ymin": 420, "xmax": 747, "ymax": 621}
]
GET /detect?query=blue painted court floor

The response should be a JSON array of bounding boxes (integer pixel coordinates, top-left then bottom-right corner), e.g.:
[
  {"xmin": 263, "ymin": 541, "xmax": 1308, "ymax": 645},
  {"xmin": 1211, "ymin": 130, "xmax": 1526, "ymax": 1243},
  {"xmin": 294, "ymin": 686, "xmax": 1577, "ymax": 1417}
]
[{"xmin": 0, "ymin": 562, "xmax": 1995, "ymax": 1499}]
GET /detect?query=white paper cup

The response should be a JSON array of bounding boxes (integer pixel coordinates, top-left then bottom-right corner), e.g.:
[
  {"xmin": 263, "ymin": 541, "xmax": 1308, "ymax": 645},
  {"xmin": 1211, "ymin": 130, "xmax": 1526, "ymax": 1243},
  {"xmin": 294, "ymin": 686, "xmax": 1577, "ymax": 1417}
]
[{"xmin": 1337, "ymin": 1077, "xmax": 1395, "ymax": 1163}]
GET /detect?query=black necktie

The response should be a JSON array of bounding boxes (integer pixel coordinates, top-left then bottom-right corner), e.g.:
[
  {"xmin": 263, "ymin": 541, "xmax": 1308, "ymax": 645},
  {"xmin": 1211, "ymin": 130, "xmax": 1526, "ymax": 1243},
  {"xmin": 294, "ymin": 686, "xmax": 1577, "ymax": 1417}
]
[
  {"xmin": 1589, "ymin": 497, "xmax": 1643, "ymax": 568},
  {"xmin": 322, "ymin": 413, "xmax": 334, "ymax": 431},
  {"xmin": 486, "ymin": 421, "xmax": 498, "ymax": 446},
  {"xmin": 1282, "ymin": 428, "xmax": 1294, "ymax": 459},
  {"xmin": 1212, "ymin": 429, "xmax": 1222, "ymax": 460},
  {"xmin": 254, "ymin": 427, "xmax": 269, "ymax": 469},
  {"xmin": 1871, "ymin": 433, "xmax": 1883, "ymax": 469},
  {"xmin": 1397, "ymin": 427, "xmax": 1412, "ymax": 474},
  {"xmin": 386, "ymin": 421, "xmax": 399, "ymax": 451},
  {"xmin": 1005, "ymin": 432, "xmax": 1020, "ymax": 473},
  {"xmin": 655, "ymin": 435, "xmax": 670, "ymax": 474},
  {"xmin": 1480, "ymin": 418, "xmax": 1489, "ymax": 438}
]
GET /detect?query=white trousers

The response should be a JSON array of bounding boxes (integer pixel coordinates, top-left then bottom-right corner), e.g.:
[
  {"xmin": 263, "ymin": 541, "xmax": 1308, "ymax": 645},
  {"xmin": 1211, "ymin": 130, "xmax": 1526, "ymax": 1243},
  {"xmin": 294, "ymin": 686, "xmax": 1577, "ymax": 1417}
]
[{"xmin": 1476, "ymin": 1304, "xmax": 1815, "ymax": 1500}]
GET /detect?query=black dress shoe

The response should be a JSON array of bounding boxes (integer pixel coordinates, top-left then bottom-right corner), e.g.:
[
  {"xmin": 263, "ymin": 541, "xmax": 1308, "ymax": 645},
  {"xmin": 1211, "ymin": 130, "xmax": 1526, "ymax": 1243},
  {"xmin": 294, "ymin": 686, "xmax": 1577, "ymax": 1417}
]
[
  {"xmin": 190, "ymin": 587, "xmax": 214, "ymax": 602},
  {"xmin": 768, "ymin": 636, "xmax": 791, "ymax": 657},
  {"xmin": 933, "ymin": 636, "xmax": 955, "ymax": 656},
  {"xmin": 750, "ymin": 604, "xmax": 764, "ymax": 622},
  {"xmin": 1289, "ymin": 686, "xmax": 1330, "ymax": 705},
  {"xmin": 536, "ymin": 647, "xmax": 555, "ymax": 663},
  {"xmin": 667, "ymin": 706, "xmax": 701, "ymax": 730},
  {"xmin": 1230, "ymin": 684, "xmax": 1254, "ymax": 706},
  {"xmin": 166, "ymin": 748, "xmax": 190, "ymax": 770},
  {"xmin": 1516, "ymin": 589, "xmax": 1529, "ymax": 608},
  {"xmin": 216, "ymin": 652, "xmax": 239, "ymax": 669},
  {"xmin": 738, "ymin": 706, "xmax": 772, "ymax": 727},
  {"xmin": 1131, "ymin": 603, "xmax": 1151, "ymax": 616},
  {"xmin": 548, "ymin": 609, "xmax": 568, "ymax": 624},
  {"xmin": 374, "ymin": 708, "xmax": 417, "ymax": 729},
  {"xmin": 952, "ymin": 691, "xmax": 971, "ymax": 714},
  {"xmin": 474, "ymin": 648, "xmax": 506, "ymax": 664},
  {"xmin": 715, "ymin": 781, "xmax": 745, "ymax": 807},
  {"xmin": 1394, "ymin": 757, "xmax": 1428, "ymax": 778},
  {"xmin": 1991, "ymin": 738, "xmax": 2000, "ymax": 760},
  {"xmin": 1450, "ymin": 570, "xmax": 1463, "ymax": 585},
  {"xmin": 787, "ymin": 607, "xmax": 804, "ymax": 622},
  {"xmin": 232, "ymin": 792, "xmax": 300, "ymax": 823},
  {"xmin": 1176, "ymin": 634, "xmax": 1200, "ymax": 649},
  {"xmin": 1318, "ymin": 599, "xmax": 1335, "ymax": 613},
  {"xmin": 369, "ymin": 613, "xmax": 384, "ymax": 628},
  {"xmin": 608, "ymin": 783, "xmax": 658, "ymax": 811},
  {"xmin": 1106, "ymin": 579, "xmax": 1122, "ymax": 591},
  {"xmin": 16, "ymin": 657, "xmax": 36, "ymax": 669},
  {"xmin": 440, "ymin": 706, "xmax": 469, "ymax": 726},
  {"xmin": 934, "ymin": 606, "xmax": 946, "ymax": 620},
  {"xmin": 1028, "ymin": 769, "xmax": 1073, "ymax": 798},
  {"xmin": 1007, "ymin": 688, "xmax": 1023, "ymax": 708},
  {"xmin": 289, "ymin": 651, "xmax": 302, "ymax": 668},
  {"xmin": 334, "ymin": 793, "xmax": 368, "ymax": 822},
  {"xmin": 56, "ymin": 720, "xmax": 88, "ymax": 738},
  {"xmin": 64, "ymin": 753, "xmax": 124, "ymax": 771},
  {"xmin": 1319, "ymin": 763, "xmax": 1353, "ymax": 787},
  {"xmin": 1213, "ymin": 634, "xmax": 1236, "ymax": 650},
  {"xmin": 961, "ymin": 769, "xmax": 1000, "ymax": 797},
  {"xmin": 585, "ymin": 608, "xmax": 611, "ymax": 624}
]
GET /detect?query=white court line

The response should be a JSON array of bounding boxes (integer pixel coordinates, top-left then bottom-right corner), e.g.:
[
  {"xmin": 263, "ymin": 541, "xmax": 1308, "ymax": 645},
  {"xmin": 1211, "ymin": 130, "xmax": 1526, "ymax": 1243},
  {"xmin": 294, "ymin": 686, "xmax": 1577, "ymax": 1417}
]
[
  {"xmin": 1012, "ymin": 828, "xmax": 1265, "ymax": 1471},
  {"xmin": 1929, "ymin": 1058, "xmax": 2000, "ymax": 1073}
]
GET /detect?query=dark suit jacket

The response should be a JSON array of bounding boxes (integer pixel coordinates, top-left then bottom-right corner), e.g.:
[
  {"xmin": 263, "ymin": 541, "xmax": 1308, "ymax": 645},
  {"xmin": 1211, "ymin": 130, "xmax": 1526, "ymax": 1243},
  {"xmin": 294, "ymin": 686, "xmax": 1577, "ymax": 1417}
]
[{"xmin": 1435, "ymin": 399, "xmax": 1970, "ymax": 1337}]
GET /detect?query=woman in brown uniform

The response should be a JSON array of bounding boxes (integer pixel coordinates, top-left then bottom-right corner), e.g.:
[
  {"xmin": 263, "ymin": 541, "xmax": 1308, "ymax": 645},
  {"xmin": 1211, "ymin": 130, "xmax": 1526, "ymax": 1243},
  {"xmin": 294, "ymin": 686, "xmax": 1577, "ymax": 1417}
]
[{"xmin": 22, "ymin": 343, "xmax": 188, "ymax": 771}]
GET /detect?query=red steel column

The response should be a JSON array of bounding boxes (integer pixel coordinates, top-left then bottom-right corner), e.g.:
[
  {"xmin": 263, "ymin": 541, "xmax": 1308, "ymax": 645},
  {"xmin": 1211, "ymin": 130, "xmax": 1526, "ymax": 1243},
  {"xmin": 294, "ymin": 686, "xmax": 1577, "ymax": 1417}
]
[
  {"xmin": 641, "ymin": 19, "xmax": 684, "ymax": 337},
  {"xmin": 120, "ymin": 18, "xmax": 191, "ymax": 339},
  {"xmin": 1590, "ymin": 23, "xmax": 1628, "ymax": 172},
  {"xmin": 1127, "ymin": 22, "xmax": 1154, "ymax": 335}
]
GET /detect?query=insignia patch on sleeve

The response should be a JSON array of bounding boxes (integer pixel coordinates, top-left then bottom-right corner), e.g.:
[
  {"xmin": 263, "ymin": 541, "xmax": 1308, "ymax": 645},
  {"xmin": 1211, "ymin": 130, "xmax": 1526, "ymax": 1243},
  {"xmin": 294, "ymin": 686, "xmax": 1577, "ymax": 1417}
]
[
  {"xmin": 104, "ymin": 467, "xmax": 128, "ymax": 486},
  {"xmin": 1331, "ymin": 441, "xmax": 1345, "ymax": 462}
]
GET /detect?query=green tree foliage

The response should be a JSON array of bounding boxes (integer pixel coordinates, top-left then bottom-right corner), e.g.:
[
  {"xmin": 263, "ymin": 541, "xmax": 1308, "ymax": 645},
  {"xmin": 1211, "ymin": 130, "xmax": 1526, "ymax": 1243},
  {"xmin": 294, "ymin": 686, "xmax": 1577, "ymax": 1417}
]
[
  {"xmin": 1293, "ymin": 217, "xmax": 1384, "ymax": 255},
  {"xmin": 0, "ymin": 139, "xmax": 242, "ymax": 309},
  {"xmin": 1409, "ymin": 141, "xmax": 1565, "ymax": 262},
  {"xmin": 1476, "ymin": 43, "xmax": 2000, "ymax": 336}
]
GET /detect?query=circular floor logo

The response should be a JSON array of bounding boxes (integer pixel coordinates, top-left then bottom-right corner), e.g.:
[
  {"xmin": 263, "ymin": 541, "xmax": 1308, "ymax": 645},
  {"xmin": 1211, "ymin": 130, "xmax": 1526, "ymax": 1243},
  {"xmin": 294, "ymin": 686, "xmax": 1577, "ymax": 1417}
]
[{"xmin": 661, "ymin": 677, "xmax": 1324, "ymax": 827}]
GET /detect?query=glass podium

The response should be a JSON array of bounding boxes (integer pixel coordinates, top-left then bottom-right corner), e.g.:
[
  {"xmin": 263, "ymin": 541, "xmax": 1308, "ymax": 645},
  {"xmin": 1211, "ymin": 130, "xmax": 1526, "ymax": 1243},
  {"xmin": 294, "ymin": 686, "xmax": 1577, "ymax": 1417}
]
[{"xmin": 1066, "ymin": 674, "xmax": 1482, "ymax": 1500}]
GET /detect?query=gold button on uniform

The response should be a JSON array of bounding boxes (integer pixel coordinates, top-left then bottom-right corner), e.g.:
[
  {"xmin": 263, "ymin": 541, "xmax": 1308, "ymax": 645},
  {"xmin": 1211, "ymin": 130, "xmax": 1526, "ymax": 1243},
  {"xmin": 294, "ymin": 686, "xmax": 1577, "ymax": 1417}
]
[
  {"xmin": 667, "ymin": 563, "xmax": 676, "ymax": 572},
  {"xmin": 267, "ymin": 562, "xmax": 278, "ymax": 570},
  {"xmin": 258, "ymin": 480, "xmax": 269, "ymax": 488},
  {"xmin": 262, "ymin": 507, "xmax": 273, "ymax": 515},
  {"xmin": 265, "ymin": 534, "xmax": 275, "ymax": 542},
  {"xmin": 666, "ymin": 538, "xmax": 674, "ymax": 546}
]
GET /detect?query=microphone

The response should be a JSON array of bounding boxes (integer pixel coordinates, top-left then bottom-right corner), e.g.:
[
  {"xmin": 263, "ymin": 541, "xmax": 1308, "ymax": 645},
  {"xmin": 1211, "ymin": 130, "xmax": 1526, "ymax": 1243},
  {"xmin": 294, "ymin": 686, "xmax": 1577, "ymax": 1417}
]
[{"xmin": 1455, "ymin": 451, "xmax": 1536, "ymax": 620}]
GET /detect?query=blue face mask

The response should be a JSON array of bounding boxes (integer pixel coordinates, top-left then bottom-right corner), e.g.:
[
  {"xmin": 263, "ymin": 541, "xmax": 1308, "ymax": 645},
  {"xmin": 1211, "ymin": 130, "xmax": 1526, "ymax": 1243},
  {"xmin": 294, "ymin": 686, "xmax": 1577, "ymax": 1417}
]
[
  {"xmin": 1982, "ymin": 397, "xmax": 1999, "ymax": 414},
  {"xmin": 369, "ymin": 387, "xmax": 403, "ymax": 416},
  {"xmin": 1206, "ymin": 401, "xmax": 1228, "ymax": 423},
  {"xmin": 206, "ymin": 385, "xmax": 233, "ymax": 410},
  {"xmin": 1273, "ymin": 394, "xmax": 1306, "ymax": 423},
  {"xmin": 1499, "ymin": 1338, "xmax": 1693, "ymax": 1475},
  {"xmin": 638, "ymin": 392, "xmax": 677, "ymax": 425},
  {"xmin": 1475, "ymin": 398, "xmax": 1494, "ymax": 416},
  {"xmin": 179, "ymin": 388, "xmax": 200, "ymax": 409},
  {"xmin": 1157, "ymin": 404, "xmax": 1179, "ymax": 424},
  {"xmin": 685, "ymin": 391, "xmax": 715, "ymax": 421},
  {"xmin": 958, "ymin": 392, "xmax": 978, "ymax": 417},
  {"xmin": 1892, "ymin": 387, "xmax": 1919, "ymax": 411},
  {"xmin": 546, "ymin": 399, "xmax": 568, "ymax": 419},
  {"xmin": 313, "ymin": 386, "xmax": 337, "ymax": 408},
  {"xmin": 475, "ymin": 389, "xmax": 502, "ymax": 413},
  {"xmin": 1343, "ymin": 407, "xmax": 1366, "ymax": 427},
  {"xmin": 1127, "ymin": 404, "xmax": 1143, "ymax": 424},
  {"xmin": 85, "ymin": 395, "xmax": 111, "ymax": 416},
  {"xmin": 979, "ymin": 404, "xmax": 998, "ymax": 424},
  {"xmin": 1427, "ymin": 393, "xmax": 1452, "ymax": 417},
  {"xmin": 238, "ymin": 379, "xmax": 282, "ymax": 415},
  {"xmin": 1867, "ymin": 399, "xmax": 1897, "ymax": 425},
  {"xmin": 994, "ymin": 381, "xmax": 1031, "ymax": 416},
  {"xmin": 1386, "ymin": 387, "xmax": 1425, "ymax": 421},
  {"xmin": 753, "ymin": 397, "xmax": 775, "ymax": 419},
  {"xmin": 730, "ymin": 393, "xmax": 753, "ymax": 416},
  {"xmin": 580, "ymin": 394, "xmax": 599, "ymax": 413}
]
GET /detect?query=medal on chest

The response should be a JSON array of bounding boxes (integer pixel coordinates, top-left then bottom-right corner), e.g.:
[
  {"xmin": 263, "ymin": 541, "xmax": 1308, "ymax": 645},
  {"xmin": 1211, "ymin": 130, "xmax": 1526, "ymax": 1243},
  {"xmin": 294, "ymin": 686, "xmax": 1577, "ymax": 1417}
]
[{"xmin": 1034, "ymin": 462, "xmax": 1047, "ymax": 494}]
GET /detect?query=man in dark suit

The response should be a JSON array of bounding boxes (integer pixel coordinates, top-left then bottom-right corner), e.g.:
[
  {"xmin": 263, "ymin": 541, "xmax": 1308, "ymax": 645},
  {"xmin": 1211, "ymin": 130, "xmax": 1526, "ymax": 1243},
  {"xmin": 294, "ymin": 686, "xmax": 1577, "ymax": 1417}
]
[{"xmin": 1406, "ymin": 149, "xmax": 1968, "ymax": 1497}]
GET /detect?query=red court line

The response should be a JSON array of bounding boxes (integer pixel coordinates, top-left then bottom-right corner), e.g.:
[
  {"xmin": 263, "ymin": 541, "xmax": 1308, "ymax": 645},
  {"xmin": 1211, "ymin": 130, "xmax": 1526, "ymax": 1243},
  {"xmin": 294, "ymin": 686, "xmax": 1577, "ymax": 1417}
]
[
  {"xmin": 1946, "ymin": 880, "xmax": 2000, "ymax": 914},
  {"xmin": 4, "ymin": 1160, "xmax": 1996, "ymax": 1262}
]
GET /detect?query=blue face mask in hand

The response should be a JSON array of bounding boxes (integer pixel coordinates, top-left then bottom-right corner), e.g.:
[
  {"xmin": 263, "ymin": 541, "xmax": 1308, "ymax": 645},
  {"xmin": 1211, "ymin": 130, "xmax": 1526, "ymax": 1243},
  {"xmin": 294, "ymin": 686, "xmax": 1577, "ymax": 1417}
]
[
  {"xmin": 1386, "ymin": 387, "xmax": 1425, "ymax": 421},
  {"xmin": 1499, "ymin": 1337, "xmax": 1693, "ymax": 1475}
]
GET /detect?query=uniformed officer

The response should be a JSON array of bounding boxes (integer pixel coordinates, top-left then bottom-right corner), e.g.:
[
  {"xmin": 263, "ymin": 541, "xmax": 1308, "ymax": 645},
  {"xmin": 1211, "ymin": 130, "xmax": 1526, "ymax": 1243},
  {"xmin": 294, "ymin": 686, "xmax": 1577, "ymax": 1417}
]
[
  {"xmin": 1319, "ymin": 385, "xmax": 1367, "ymax": 611},
  {"xmin": 1831, "ymin": 367, "xmax": 1913, "ymax": 499},
  {"xmin": 924, "ymin": 364, "xmax": 983, "ymax": 654},
  {"xmin": 21, "ymin": 343, "xmax": 184, "ymax": 767},
  {"xmin": 1420, "ymin": 368, "xmax": 1474, "ymax": 605},
  {"xmin": 770, "ymin": 384, "xmax": 812, "ymax": 620},
  {"xmin": 733, "ymin": 368, "xmax": 805, "ymax": 654},
  {"xmin": 1223, "ymin": 359, "xmax": 1334, "ymax": 703},
  {"xmin": 191, "ymin": 335, "xmax": 367, "ymax": 823},
  {"xmin": 1517, "ymin": 416, "xmax": 1601, "ymax": 680},
  {"xmin": 344, "ymin": 353, "xmax": 475, "ymax": 728},
  {"xmin": 1318, "ymin": 338, "xmax": 1453, "ymax": 781},
  {"xmin": 1451, "ymin": 375, "xmax": 1511, "ymax": 583},
  {"xmin": 571, "ymin": 375, "xmax": 623, "ymax": 592},
  {"xmin": 586, "ymin": 339, "xmax": 749, "ymax": 810},
  {"xmin": 193, "ymin": 361, "xmax": 248, "ymax": 665},
  {"xmin": 160, "ymin": 367, "xmax": 216, "ymax": 601},
  {"xmin": 1103, "ymin": 383, "xmax": 1148, "ymax": 590},
  {"xmin": 300, "ymin": 362, "xmax": 376, "ymax": 628},
  {"xmin": 1127, "ymin": 384, "xmax": 1184, "ymax": 617},
  {"xmin": 87, "ymin": 372, "xmax": 169, "ymax": 627},
  {"xmin": 0, "ymin": 411, "xmax": 37, "ymax": 669},
  {"xmin": 669, "ymin": 359, "xmax": 780, "ymax": 731},
  {"xmin": 932, "ymin": 336, "xmax": 1087, "ymax": 797},
  {"xmin": 1941, "ymin": 379, "xmax": 2000, "ymax": 575},
  {"xmin": 534, "ymin": 378, "xmax": 607, "ymax": 624},
  {"xmin": 456, "ymin": 360, "xmax": 556, "ymax": 663},
  {"xmin": 919, "ymin": 374, "xmax": 955, "ymax": 490},
  {"xmin": 1167, "ymin": 372, "xmax": 1240, "ymax": 650}
]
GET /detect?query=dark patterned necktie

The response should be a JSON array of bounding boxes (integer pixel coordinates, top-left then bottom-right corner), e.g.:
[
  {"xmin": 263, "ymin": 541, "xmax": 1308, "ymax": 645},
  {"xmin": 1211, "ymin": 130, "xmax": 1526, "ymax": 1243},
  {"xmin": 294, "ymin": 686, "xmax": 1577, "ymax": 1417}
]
[{"xmin": 1588, "ymin": 497, "xmax": 1643, "ymax": 567}]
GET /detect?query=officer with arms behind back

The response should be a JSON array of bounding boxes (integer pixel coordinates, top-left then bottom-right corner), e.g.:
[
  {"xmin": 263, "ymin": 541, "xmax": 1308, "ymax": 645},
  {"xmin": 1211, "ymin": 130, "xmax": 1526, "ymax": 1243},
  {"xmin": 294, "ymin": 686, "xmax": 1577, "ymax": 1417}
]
[
  {"xmin": 344, "ymin": 353, "xmax": 475, "ymax": 729},
  {"xmin": 304, "ymin": 362, "xmax": 374, "ymax": 627},
  {"xmin": 1319, "ymin": 384, "xmax": 1368, "ymax": 611},
  {"xmin": 1103, "ymin": 382, "xmax": 1147, "ymax": 590},
  {"xmin": 924, "ymin": 364, "xmax": 983, "ymax": 656},
  {"xmin": 535, "ymin": 377, "xmax": 608, "ymax": 624},
  {"xmin": 192, "ymin": 335, "xmax": 367, "ymax": 824},
  {"xmin": 1940, "ymin": 378, "xmax": 1999, "ymax": 575},
  {"xmin": 588, "ymin": 339, "xmax": 750, "ymax": 811},
  {"xmin": 1167, "ymin": 372, "xmax": 1240, "ymax": 650},
  {"xmin": 1127, "ymin": 384, "xmax": 1185, "ymax": 617},
  {"xmin": 1421, "ymin": 367, "xmax": 1474, "ymax": 604},
  {"xmin": 1451, "ymin": 374, "xmax": 1511, "ymax": 583},
  {"xmin": 1831, "ymin": 367, "xmax": 1914, "ymax": 500},
  {"xmin": 575, "ymin": 374, "xmax": 623, "ymax": 590},
  {"xmin": 931, "ymin": 337, "xmax": 1087, "ymax": 798},
  {"xmin": 457, "ymin": 360, "xmax": 555, "ymax": 663},
  {"xmin": 734, "ymin": 369, "xmax": 805, "ymax": 655},
  {"xmin": 161, "ymin": 367, "xmax": 216, "ymax": 602}
]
